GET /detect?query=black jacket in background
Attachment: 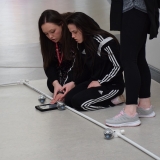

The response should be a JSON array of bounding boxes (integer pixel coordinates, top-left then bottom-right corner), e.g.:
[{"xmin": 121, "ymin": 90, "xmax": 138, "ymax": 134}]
[{"xmin": 110, "ymin": 0, "xmax": 160, "ymax": 39}]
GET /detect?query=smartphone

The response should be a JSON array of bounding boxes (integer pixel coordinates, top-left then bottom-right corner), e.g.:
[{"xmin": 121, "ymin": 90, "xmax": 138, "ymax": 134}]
[{"xmin": 35, "ymin": 103, "xmax": 57, "ymax": 112}]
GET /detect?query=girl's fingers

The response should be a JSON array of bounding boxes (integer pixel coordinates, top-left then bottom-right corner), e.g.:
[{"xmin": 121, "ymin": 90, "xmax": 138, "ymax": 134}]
[{"xmin": 53, "ymin": 91, "xmax": 57, "ymax": 99}]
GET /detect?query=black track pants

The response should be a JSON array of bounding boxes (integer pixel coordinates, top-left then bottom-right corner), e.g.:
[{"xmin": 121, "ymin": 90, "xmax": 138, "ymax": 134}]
[
  {"xmin": 120, "ymin": 9, "xmax": 151, "ymax": 105},
  {"xmin": 65, "ymin": 81, "xmax": 124, "ymax": 111}
]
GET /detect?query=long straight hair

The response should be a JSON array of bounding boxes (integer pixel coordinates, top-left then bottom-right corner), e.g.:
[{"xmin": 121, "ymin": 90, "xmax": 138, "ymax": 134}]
[
  {"xmin": 66, "ymin": 12, "xmax": 119, "ymax": 73},
  {"xmin": 38, "ymin": 10, "xmax": 75, "ymax": 69}
]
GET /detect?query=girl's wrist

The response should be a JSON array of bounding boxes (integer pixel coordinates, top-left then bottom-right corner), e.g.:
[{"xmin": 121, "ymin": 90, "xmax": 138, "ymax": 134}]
[{"xmin": 53, "ymin": 80, "xmax": 59, "ymax": 87}]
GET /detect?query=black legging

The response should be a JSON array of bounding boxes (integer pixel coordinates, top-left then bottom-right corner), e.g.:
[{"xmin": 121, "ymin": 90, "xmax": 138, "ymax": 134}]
[{"xmin": 120, "ymin": 9, "xmax": 151, "ymax": 105}]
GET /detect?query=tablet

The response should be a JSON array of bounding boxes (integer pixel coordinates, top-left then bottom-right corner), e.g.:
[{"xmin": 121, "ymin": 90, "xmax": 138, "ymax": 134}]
[{"xmin": 35, "ymin": 103, "xmax": 57, "ymax": 112}]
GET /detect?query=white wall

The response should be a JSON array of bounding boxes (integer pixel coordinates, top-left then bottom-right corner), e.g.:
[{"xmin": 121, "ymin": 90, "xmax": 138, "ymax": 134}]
[{"xmin": 146, "ymin": 14, "xmax": 160, "ymax": 70}]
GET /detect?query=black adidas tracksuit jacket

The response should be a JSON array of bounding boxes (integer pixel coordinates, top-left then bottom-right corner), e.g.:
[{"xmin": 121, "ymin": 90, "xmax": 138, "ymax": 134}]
[{"xmin": 65, "ymin": 34, "xmax": 125, "ymax": 111}]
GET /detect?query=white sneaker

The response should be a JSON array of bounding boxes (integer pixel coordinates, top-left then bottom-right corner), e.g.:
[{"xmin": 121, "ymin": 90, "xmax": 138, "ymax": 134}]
[
  {"xmin": 137, "ymin": 105, "xmax": 156, "ymax": 118},
  {"xmin": 105, "ymin": 109, "xmax": 141, "ymax": 127}
]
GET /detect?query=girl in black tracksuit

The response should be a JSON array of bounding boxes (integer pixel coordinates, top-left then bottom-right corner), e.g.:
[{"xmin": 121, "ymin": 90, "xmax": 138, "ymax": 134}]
[{"xmin": 64, "ymin": 12, "xmax": 125, "ymax": 111}]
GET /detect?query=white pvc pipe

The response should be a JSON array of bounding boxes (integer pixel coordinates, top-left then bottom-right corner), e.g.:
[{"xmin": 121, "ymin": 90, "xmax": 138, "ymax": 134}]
[
  {"xmin": 117, "ymin": 133, "xmax": 160, "ymax": 160},
  {"xmin": 23, "ymin": 81, "xmax": 52, "ymax": 100},
  {"xmin": 1, "ymin": 80, "xmax": 158, "ymax": 159},
  {"xmin": 0, "ymin": 81, "xmax": 22, "ymax": 86}
]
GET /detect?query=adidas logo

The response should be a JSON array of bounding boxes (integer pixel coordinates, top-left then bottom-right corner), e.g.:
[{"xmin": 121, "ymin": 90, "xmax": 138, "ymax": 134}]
[
  {"xmin": 98, "ymin": 90, "xmax": 103, "ymax": 95},
  {"xmin": 82, "ymin": 49, "xmax": 86, "ymax": 54}
]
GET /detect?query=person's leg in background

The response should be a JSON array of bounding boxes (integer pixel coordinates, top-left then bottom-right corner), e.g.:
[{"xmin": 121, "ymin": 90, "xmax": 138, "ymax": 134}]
[
  {"xmin": 137, "ymin": 43, "xmax": 155, "ymax": 117},
  {"xmin": 137, "ymin": 43, "xmax": 151, "ymax": 108},
  {"xmin": 106, "ymin": 9, "xmax": 152, "ymax": 127},
  {"xmin": 121, "ymin": 9, "xmax": 150, "ymax": 117}
]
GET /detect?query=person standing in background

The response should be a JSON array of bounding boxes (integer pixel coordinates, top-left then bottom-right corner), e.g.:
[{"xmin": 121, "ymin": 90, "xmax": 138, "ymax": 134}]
[{"xmin": 106, "ymin": 0, "xmax": 160, "ymax": 127}]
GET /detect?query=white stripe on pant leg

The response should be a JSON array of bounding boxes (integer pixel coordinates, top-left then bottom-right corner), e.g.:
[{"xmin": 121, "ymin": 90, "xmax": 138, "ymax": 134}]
[
  {"xmin": 81, "ymin": 90, "xmax": 116, "ymax": 108},
  {"xmin": 83, "ymin": 90, "xmax": 118, "ymax": 110},
  {"xmin": 86, "ymin": 105, "xmax": 106, "ymax": 111},
  {"xmin": 82, "ymin": 90, "xmax": 118, "ymax": 110},
  {"xmin": 84, "ymin": 105, "xmax": 102, "ymax": 111},
  {"xmin": 82, "ymin": 90, "xmax": 118, "ymax": 107},
  {"xmin": 81, "ymin": 90, "xmax": 119, "ymax": 110}
]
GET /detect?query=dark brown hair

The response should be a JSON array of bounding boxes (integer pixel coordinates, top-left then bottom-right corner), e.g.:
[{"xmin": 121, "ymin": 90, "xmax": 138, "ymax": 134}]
[
  {"xmin": 38, "ymin": 10, "xmax": 75, "ymax": 69},
  {"xmin": 61, "ymin": 12, "xmax": 73, "ymax": 20},
  {"xmin": 66, "ymin": 12, "xmax": 119, "ymax": 73}
]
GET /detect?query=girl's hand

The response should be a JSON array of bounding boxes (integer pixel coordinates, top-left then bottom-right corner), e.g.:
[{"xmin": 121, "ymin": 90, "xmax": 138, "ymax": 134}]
[
  {"xmin": 50, "ymin": 93, "xmax": 64, "ymax": 104},
  {"xmin": 87, "ymin": 81, "xmax": 101, "ymax": 88},
  {"xmin": 52, "ymin": 80, "xmax": 63, "ymax": 99},
  {"xmin": 62, "ymin": 81, "xmax": 75, "ymax": 96}
]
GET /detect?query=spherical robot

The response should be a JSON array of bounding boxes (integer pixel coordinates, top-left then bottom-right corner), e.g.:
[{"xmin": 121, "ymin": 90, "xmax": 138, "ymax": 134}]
[
  {"xmin": 57, "ymin": 101, "xmax": 66, "ymax": 110},
  {"xmin": 38, "ymin": 95, "xmax": 46, "ymax": 104},
  {"xmin": 104, "ymin": 128, "xmax": 114, "ymax": 140}
]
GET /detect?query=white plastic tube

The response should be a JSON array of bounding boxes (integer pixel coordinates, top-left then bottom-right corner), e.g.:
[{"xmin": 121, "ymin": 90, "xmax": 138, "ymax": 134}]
[
  {"xmin": 117, "ymin": 133, "xmax": 160, "ymax": 160},
  {"xmin": 2, "ymin": 80, "xmax": 159, "ymax": 160},
  {"xmin": 0, "ymin": 81, "xmax": 22, "ymax": 86}
]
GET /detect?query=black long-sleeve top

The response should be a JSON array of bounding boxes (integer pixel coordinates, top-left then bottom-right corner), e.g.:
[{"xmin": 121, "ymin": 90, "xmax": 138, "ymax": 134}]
[
  {"xmin": 73, "ymin": 34, "xmax": 124, "ymax": 87},
  {"xmin": 44, "ymin": 43, "xmax": 74, "ymax": 86}
]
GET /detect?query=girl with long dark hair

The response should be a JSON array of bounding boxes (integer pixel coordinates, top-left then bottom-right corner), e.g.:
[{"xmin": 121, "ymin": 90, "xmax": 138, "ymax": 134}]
[
  {"xmin": 63, "ymin": 12, "xmax": 125, "ymax": 111},
  {"xmin": 38, "ymin": 10, "xmax": 76, "ymax": 103}
]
